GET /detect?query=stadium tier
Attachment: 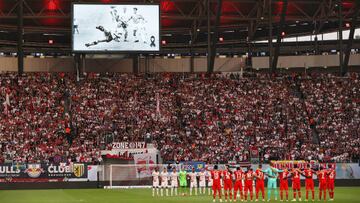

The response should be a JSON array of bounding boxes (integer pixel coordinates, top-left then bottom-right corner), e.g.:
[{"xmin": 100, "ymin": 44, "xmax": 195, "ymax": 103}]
[{"xmin": 0, "ymin": 72, "xmax": 359, "ymax": 164}]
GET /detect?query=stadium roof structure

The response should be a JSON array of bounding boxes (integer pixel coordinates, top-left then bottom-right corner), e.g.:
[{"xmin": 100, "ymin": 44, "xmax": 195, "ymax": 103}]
[{"xmin": 0, "ymin": 0, "xmax": 359, "ymax": 55}]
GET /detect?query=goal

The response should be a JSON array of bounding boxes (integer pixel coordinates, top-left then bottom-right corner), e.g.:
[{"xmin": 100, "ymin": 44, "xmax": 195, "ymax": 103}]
[{"xmin": 103, "ymin": 164, "xmax": 168, "ymax": 189}]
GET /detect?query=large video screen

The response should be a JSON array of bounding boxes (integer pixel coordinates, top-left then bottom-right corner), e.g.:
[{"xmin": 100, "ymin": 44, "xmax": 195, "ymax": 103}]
[{"xmin": 72, "ymin": 4, "xmax": 160, "ymax": 52}]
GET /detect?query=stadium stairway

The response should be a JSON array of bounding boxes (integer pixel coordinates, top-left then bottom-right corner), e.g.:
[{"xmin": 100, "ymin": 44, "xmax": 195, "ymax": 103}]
[{"xmin": 292, "ymin": 76, "xmax": 320, "ymax": 145}]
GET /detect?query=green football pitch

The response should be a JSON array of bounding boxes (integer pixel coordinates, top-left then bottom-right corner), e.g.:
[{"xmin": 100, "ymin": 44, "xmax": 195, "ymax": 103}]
[{"xmin": 0, "ymin": 188, "xmax": 359, "ymax": 203}]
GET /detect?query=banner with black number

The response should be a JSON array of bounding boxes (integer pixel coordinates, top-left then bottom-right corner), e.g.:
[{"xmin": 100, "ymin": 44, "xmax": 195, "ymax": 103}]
[{"xmin": 0, "ymin": 163, "xmax": 88, "ymax": 179}]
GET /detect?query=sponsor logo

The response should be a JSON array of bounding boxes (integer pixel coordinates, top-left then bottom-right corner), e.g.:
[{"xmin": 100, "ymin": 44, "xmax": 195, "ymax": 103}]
[
  {"xmin": 0, "ymin": 166, "xmax": 21, "ymax": 174},
  {"xmin": 25, "ymin": 164, "xmax": 43, "ymax": 178},
  {"xmin": 73, "ymin": 164, "xmax": 85, "ymax": 178}
]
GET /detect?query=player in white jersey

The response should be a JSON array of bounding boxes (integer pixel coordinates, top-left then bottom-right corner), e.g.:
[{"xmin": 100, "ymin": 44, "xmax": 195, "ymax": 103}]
[
  {"xmin": 152, "ymin": 168, "xmax": 160, "ymax": 197},
  {"xmin": 129, "ymin": 7, "xmax": 147, "ymax": 43},
  {"xmin": 160, "ymin": 168, "xmax": 169, "ymax": 196},
  {"xmin": 170, "ymin": 168, "xmax": 179, "ymax": 196},
  {"xmin": 188, "ymin": 167, "xmax": 198, "ymax": 196},
  {"xmin": 206, "ymin": 170, "xmax": 213, "ymax": 195},
  {"xmin": 198, "ymin": 169, "xmax": 207, "ymax": 194}
]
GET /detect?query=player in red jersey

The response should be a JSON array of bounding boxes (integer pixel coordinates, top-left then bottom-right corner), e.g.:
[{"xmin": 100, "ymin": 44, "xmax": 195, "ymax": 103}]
[
  {"xmin": 302, "ymin": 164, "xmax": 316, "ymax": 201},
  {"xmin": 254, "ymin": 164, "xmax": 265, "ymax": 201},
  {"xmin": 290, "ymin": 165, "xmax": 302, "ymax": 201},
  {"xmin": 233, "ymin": 167, "xmax": 244, "ymax": 202},
  {"xmin": 327, "ymin": 164, "xmax": 336, "ymax": 201},
  {"xmin": 279, "ymin": 167, "xmax": 290, "ymax": 201},
  {"xmin": 317, "ymin": 166, "xmax": 328, "ymax": 201},
  {"xmin": 244, "ymin": 167, "xmax": 254, "ymax": 201},
  {"xmin": 211, "ymin": 165, "xmax": 223, "ymax": 202},
  {"xmin": 223, "ymin": 167, "xmax": 233, "ymax": 202}
]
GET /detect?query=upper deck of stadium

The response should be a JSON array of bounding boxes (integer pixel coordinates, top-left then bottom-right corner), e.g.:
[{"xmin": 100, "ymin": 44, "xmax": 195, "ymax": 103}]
[{"xmin": 0, "ymin": 0, "xmax": 359, "ymax": 55}]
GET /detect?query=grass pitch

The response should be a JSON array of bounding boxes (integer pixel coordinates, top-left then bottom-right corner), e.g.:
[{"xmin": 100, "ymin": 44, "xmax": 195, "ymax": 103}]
[{"xmin": 0, "ymin": 187, "xmax": 359, "ymax": 203}]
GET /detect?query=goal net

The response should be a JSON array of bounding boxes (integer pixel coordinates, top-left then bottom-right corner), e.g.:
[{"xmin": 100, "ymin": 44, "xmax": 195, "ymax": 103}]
[{"xmin": 103, "ymin": 164, "xmax": 168, "ymax": 189}]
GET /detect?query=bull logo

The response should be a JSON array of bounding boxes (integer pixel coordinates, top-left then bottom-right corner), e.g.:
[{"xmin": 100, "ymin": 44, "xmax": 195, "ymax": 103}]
[{"xmin": 25, "ymin": 164, "xmax": 43, "ymax": 178}]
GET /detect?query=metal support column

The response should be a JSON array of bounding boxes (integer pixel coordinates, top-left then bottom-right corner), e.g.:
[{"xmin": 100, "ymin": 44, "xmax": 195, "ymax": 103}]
[
  {"xmin": 268, "ymin": 0, "xmax": 273, "ymax": 69},
  {"xmin": 208, "ymin": 0, "xmax": 223, "ymax": 73},
  {"xmin": 339, "ymin": 1, "xmax": 344, "ymax": 75},
  {"xmin": 271, "ymin": 0, "xmax": 288, "ymax": 72},
  {"xmin": 207, "ymin": 0, "xmax": 211, "ymax": 72},
  {"xmin": 133, "ymin": 54, "xmax": 139, "ymax": 74},
  {"xmin": 17, "ymin": 0, "xmax": 24, "ymax": 75},
  {"xmin": 343, "ymin": 0, "xmax": 360, "ymax": 75},
  {"xmin": 190, "ymin": 53, "xmax": 195, "ymax": 72}
]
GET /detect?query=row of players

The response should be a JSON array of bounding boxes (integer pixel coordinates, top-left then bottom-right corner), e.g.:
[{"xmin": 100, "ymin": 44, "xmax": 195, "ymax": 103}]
[{"xmin": 152, "ymin": 163, "xmax": 336, "ymax": 202}]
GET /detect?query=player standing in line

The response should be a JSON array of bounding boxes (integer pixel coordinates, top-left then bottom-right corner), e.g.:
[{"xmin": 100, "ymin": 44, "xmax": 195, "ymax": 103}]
[
  {"xmin": 199, "ymin": 168, "xmax": 207, "ymax": 194},
  {"xmin": 263, "ymin": 162, "xmax": 283, "ymax": 201},
  {"xmin": 233, "ymin": 167, "xmax": 244, "ymax": 202},
  {"xmin": 279, "ymin": 167, "xmax": 290, "ymax": 202},
  {"xmin": 211, "ymin": 165, "xmax": 223, "ymax": 202},
  {"xmin": 223, "ymin": 166, "xmax": 233, "ymax": 202},
  {"xmin": 207, "ymin": 170, "xmax": 214, "ymax": 195},
  {"xmin": 327, "ymin": 164, "xmax": 336, "ymax": 201},
  {"xmin": 317, "ymin": 166, "xmax": 328, "ymax": 201},
  {"xmin": 160, "ymin": 168, "xmax": 169, "ymax": 196},
  {"xmin": 290, "ymin": 165, "xmax": 302, "ymax": 201},
  {"xmin": 152, "ymin": 168, "xmax": 160, "ymax": 197},
  {"xmin": 179, "ymin": 166, "xmax": 187, "ymax": 196},
  {"xmin": 254, "ymin": 165, "xmax": 265, "ymax": 202},
  {"xmin": 188, "ymin": 167, "xmax": 198, "ymax": 196},
  {"xmin": 244, "ymin": 167, "xmax": 254, "ymax": 201},
  {"xmin": 302, "ymin": 164, "xmax": 316, "ymax": 202},
  {"xmin": 170, "ymin": 168, "xmax": 179, "ymax": 196}
]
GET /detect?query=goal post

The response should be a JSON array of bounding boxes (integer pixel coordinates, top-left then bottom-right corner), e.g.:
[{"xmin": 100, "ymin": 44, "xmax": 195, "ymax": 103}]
[{"xmin": 104, "ymin": 164, "xmax": 167, "ymax": 189}]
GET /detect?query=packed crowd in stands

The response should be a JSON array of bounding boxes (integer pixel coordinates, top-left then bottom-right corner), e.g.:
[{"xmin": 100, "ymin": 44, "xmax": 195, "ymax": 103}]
[{"xmin": 0, "ymin": 71, "xmax": 359, "ymax": 164}]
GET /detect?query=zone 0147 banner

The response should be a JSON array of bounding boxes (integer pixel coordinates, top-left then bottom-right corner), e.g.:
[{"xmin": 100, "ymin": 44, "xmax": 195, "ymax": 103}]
[{"xmin": 72, "ymin": 3, "xmax": 160, "ymax": 52}]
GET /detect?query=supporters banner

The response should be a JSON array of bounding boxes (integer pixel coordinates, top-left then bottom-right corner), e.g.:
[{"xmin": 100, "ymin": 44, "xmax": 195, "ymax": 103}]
[
  {"xmin": 112, "ymin": 142, "xmax": 147, "ymax": 149},
  {"xmin": 134, "ymin": 153, "xmax": 157, "ymax": 178},
  {"xmin": 0, "ymin": 163, "xmax": 88, "ymax": 179}
]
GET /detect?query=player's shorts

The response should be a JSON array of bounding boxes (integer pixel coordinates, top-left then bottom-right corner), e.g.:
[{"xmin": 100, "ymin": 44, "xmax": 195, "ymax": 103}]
[
  {"xmin": 305, "ymin": 179, "xmax": 314, "ymax": 190},
  {"xmin": 179, "ymin": 180, "xmax": 187, "ymax": 187},
  {"xmin": 171, "ymin": 181, "xmax": 178, "ymax": 188},
  {"xmin": 267, "ymin": 178, "xmax": 277, "ymax": 189},
  {"xmin": 153, "ymin": 181, "xmax": 159, "ymax": 188},
  {"xmin": 212, "ymin": 183, "xmax": 221, "ymax": 191},
  {"xmin": 208, "ymin": 180, "xmax": 213, "ymax": 187},
  {"xmin": 256, "ymin": 181, "xmax": 265, "ymax": 189},
  {"xmin": 319, "ymin": 181, "xmax": 327, "ymax": 190},
  {"xmin": 234, "ymin": 181, "xmax": 243, "ymax": 191},
  {"xmin": 199, "ymin": 181, "xmax": 206, "ymax": 187},
  {"xmin": 280, "ymin": 180, "xmax": 289, "ymax": 191},
  {"xmin": 327, "ymin": 181, "xmax": 335, "ymax": 190},
  {"xmin": 190, "ymin": 181, "xmax": 197, "ymax": 188},
  {"xmin": 224, "ymin": 181, "xmax": 233, "ymax": 190},
  {"xmin": 292, "ymin": 180, "xmax": 301, "ymax": 190},
  {"xmin": 245, "ymin": 181, "xmax": 253, "ymax": 191},
  {"xmin": 161, "ymin": 181, "xmax": 168, "ymax": 188}
]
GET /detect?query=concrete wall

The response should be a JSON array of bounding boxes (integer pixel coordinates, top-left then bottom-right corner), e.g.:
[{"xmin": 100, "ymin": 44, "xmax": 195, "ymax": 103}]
[
  {"xmin": 252, "ymin": 54, "xmax": 360, "ymax": 69},
  {"xmin": 0, "ymin": 56, "xmax": 245, "ymax": 73}
]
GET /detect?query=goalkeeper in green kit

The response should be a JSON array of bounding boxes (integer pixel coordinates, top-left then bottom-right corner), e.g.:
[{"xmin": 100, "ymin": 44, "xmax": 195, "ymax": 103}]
[
  {"xmin": 262, "ymin": 162, "xmax": 283, "ymax": 201},
  {"xmin": 179, "ymin": 166, "xmax": 187, "ymax": 196}
]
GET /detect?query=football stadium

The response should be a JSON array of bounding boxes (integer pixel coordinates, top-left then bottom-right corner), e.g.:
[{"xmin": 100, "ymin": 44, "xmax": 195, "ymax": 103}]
[{"xmin": 0, "ymin": 0, "xmax": 360, "ymax": 202}]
